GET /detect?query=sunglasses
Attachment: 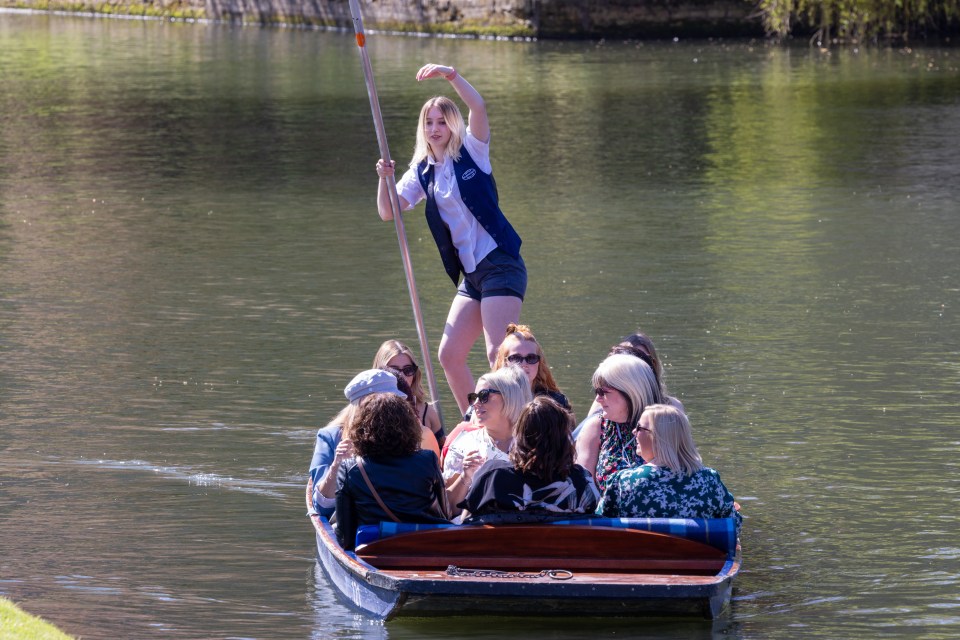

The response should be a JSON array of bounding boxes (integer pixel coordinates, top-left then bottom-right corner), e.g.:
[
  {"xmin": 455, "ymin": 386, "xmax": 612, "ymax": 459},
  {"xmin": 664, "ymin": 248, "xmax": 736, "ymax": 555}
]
[
  {"xmin": 390, "ymin": 364, "xmax": 418, "ymax": 377},
  {"xmin": 506, "ymin": 353, "xmax": 541, "ymax": 366},
  {"xmin": 467, "ymin": 388, "xmax": 502, "ymax": 405},
  {"xmin": 594, "ymin": 387, "xmax": 620, "ymax": 399}
]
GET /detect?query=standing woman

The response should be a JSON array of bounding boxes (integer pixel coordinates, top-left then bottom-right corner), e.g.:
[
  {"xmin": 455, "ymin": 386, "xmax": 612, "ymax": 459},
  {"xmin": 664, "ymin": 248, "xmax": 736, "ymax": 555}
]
[{"xmin": 376, "ymin": 63, "xmax": 526, "ymax": 416}]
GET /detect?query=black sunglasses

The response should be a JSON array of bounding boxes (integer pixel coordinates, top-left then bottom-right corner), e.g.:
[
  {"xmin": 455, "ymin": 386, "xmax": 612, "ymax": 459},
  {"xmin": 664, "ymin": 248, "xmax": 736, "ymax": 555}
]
[
  {"xmin": 594, "ymin": 387, "xmax": 620, "ymax": 398},
  {"xmin": 506, "ymin": 353, "xmax": 541, "ymax": 365},
  {"xmin": 467, "ymin": 388, "xmax": 502, "ymax": 405},
  {"xmin": 390, "ymin": 364, "xmax": 418, "ymax": 377}
]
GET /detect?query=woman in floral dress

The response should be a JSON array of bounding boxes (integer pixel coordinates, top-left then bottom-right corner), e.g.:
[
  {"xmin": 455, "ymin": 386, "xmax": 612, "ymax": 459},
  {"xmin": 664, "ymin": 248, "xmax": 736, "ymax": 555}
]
[
  {"xmin": 596, "ymin": 404, "xmax": 741, "ymax": 532},
  {"xmin": 575, "ymin": 354, "xmax": 662, "ymax": 492}
]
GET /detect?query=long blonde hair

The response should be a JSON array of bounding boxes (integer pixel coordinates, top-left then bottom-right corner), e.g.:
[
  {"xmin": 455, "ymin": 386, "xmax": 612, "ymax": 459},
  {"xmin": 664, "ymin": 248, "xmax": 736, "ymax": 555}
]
[
  {"xmin": 410, "ymin": 96, "xmax": 465, "ymax": 168},
  {"xmin": 324, "ymin": 403, "xmax": 358, "ymax": 439},
  {"xmin": 372, "ymin": 340, "xmax": 426, "ymax": 405},
  {"xmin": 643, "ymin": 404, "xmax": 703, "ymax": 475}
]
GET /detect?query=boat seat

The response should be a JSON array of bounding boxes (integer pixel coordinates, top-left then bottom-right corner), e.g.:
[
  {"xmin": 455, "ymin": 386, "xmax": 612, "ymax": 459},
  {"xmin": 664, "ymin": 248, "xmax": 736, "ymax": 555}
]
[
  {"xmin": 357, "ymin": 524, "xmax": 730, "ymax": 574},
  {"xmin": 356, "ymin": 517, "xmax": 738, "ymax": 553}
]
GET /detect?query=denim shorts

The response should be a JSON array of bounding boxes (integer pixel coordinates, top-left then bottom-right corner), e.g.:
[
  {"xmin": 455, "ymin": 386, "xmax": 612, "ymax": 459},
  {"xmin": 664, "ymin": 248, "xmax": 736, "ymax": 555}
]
[{"xmin": 457, "ymin": 248, "xmax": 527, "ymax": 301}]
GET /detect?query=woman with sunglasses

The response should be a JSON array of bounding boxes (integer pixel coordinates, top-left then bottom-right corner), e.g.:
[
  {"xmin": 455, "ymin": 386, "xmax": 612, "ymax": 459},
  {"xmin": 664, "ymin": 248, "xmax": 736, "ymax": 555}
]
[
  {"xmin": 575, "ymin": 354, "xmax": 662, "ymax": 493},
  {"xmin": 458, "ymin": 397, "xmax": 599, "ymax": 522},
  {"xmin": 492, "ymin": 323, "xmax": 572, "ymax": 414},
  {"xmin": 572, "ymin": 331, "xmax": 683, "ymax": 441},
  {"xmin": 442, "ymin": 366, "xmax": 532, "ymax": 514},
  {"xmin": 596, "ymin": 404, "xmax": 740, "ymax": 532},
  {"xmin": 372, "ymin": 339, "xmax": 445, "ymax": 448}
]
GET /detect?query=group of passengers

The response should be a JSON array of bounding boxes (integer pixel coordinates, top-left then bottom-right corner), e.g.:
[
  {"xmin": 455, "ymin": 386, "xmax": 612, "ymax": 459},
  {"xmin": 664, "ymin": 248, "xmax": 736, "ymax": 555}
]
[{"xmin": 308, "ymin": 329, "xmax": 741, "ymax": 550}]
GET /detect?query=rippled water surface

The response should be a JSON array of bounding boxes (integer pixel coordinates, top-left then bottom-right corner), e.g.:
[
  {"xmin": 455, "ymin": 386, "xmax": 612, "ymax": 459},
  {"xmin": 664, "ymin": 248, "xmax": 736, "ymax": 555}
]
[{"xmin": 1, "ymin": 11, "xmax": 959, "ymax": 639}]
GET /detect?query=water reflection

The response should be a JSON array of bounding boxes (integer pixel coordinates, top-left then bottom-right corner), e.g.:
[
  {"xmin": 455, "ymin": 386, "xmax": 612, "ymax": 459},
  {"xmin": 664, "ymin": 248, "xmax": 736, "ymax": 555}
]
[{"xmin": 2, "ymin": 10, "xmax": 960, "ymax": 640}]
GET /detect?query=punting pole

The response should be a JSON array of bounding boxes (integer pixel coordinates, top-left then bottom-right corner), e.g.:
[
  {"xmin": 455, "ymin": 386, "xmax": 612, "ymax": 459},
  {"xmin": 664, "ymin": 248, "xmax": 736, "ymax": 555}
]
[{"xmin": 347, "ymin": 0, "xmax": 446, "ymax": 431}]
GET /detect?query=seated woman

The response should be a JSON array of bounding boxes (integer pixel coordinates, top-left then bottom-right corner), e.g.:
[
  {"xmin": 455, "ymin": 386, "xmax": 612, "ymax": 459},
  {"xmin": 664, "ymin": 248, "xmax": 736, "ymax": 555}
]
[
  {"xmin": 309, "ymin": 369, "xmax": 438, "ymax": 517},
  {"xmin": 574, "ymin": 353, "xmax": 662, "ymax": 493},
  {"xmin": 596, "ymin": 404, "xmax": 741, "ymax": 530},
  {"xmin": 372, "ymin": 339, "xmax": 445, "ymax": 449},
  {"xmin": 494, "ymin": 323, "xmax": 572, "ymax": 413},
  {"xmin": 459, "ymin": 397, "xmax": 599, "ymax": 521},
  {"xmin": 442, "ymin": 324, "xmax": 569, "ymax": 461},
  {"xmin": 573, "ymin": 330, "xmax": 683, "ymax": 440},
  {"xmin": 335, "ymin": 393, "xmax": 449, "ymax": 550},
  {"xmin": 442, "ymin": 366, "xmax": 532, "ymax": 512}
]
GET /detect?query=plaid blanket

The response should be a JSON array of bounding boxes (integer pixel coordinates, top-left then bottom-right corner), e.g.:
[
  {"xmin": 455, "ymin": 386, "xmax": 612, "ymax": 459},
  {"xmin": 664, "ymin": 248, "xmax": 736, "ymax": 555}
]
[{"xmin": 355, "ymin": 516, "xmax": 738, "ymax": 553}]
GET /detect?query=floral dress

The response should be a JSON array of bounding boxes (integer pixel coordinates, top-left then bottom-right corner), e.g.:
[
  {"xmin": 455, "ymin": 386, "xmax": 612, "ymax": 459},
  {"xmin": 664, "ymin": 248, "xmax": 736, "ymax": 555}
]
[
  {"xmin": 596, "ymin": 464, "xmax": 741, "ymax": 532},
  {"xmin": 595, "ymin": 417, "xmax": 644, "ymax": 493}
]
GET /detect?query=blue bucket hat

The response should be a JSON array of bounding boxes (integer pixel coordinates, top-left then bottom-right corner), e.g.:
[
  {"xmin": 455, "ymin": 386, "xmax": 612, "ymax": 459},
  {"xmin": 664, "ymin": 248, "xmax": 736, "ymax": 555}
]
[{"xmin": 344, "ymin": 369, "xmax": 407, "ymax": 405}]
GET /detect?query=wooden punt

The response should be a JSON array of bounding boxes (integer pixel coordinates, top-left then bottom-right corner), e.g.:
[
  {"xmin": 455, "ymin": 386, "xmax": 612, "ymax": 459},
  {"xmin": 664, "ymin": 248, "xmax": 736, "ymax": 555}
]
[{"xmin": 306, "ymin": 482, "xmax": 741, "ymax": 620}]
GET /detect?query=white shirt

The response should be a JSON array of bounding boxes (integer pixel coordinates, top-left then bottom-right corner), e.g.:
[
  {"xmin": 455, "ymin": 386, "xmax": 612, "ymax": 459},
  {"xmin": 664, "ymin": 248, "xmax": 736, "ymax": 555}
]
[
  {"xmin": 396, "ymin": 130, "xmax": 498, "ymax": 274},
  {"xmin": 442, "ymin": 427, "xmax": 512, "ymax": 482}
]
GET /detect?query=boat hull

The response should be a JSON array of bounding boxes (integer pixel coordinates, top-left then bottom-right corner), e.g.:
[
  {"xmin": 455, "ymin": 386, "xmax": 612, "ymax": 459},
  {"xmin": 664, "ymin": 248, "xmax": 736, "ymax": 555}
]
[{"xmin": 309, "ymin": 511, "xmax": 740, "ymax": 620}]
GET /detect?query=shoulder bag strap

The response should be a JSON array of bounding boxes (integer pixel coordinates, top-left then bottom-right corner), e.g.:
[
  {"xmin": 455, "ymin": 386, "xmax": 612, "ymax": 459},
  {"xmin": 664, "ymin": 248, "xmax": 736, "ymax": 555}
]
[{"xmin": 356, "ymin": 458, "xmax": 401, "ymax": 523}]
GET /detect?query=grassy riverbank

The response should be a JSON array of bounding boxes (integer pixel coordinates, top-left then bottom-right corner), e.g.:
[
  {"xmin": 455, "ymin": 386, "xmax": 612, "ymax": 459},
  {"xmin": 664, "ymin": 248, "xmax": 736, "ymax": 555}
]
[{"xmin": 0, "ymin": 598, "xmax": 74, "ymax": 640}]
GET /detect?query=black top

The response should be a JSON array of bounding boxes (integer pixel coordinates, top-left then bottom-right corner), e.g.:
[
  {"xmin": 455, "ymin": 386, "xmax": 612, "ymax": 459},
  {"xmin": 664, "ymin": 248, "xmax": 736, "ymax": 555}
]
[
  {"xmin": 335, "ymin": 450, "xmax": 448, "ymax": 550},
  {"xmin": 538, "ymin": 388, "xmax": 572, "ymax": 412},
  {"xmin": 458, "ymin": 459, "xmax": 599, "ymax": 518}
]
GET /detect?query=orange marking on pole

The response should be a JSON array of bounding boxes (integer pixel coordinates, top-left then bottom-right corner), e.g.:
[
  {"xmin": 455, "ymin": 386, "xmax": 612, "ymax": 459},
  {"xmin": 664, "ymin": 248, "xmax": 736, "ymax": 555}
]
[{"xmin": 356, "ymin": 33, "xmax": 365, "ymax": 47}]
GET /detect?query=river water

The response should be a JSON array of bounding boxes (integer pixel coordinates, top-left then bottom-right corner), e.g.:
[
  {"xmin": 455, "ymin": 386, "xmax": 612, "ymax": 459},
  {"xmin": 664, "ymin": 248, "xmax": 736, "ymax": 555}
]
[{"xmin": 1, "ymin": 11, "xmax": 958, "ymax": 639}]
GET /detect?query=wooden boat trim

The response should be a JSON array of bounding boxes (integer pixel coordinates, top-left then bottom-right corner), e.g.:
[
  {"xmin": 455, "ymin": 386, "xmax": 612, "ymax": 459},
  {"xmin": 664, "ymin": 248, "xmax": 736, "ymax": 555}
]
[{"xmin": 306, "ymin": 480, "xmax": 741, "ymax": 619}]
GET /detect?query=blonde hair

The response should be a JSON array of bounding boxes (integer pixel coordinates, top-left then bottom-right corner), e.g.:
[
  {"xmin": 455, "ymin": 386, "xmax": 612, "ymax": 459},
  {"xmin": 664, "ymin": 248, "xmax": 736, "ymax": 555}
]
[
  {"xmin": 324, "ymin": 403, "xmax": 358, "ymax": 439},
  {"xmin": 475, "ymin": 366, "xmax": 532, "ymax": 428},
  {"xmin": 410, "ymin": 96, "xmax": 465, "ymax": 167},
  {"xmin": 591, "ymin": 353, "xmax": 662, "ymax": 427},
  {"xmin": 372, "ymin": 339, "xmax": 425, "ymax": 405},
  {"xmin": 642, "ymin": 404, "xmax": 703, "ymax": 475},
  {"xmin": 493, "ymin": 323, "xmax": 562, "ymax": 396}
]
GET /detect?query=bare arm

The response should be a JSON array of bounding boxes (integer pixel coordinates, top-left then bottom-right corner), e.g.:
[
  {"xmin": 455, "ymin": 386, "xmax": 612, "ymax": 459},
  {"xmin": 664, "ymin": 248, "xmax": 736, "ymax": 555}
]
[
  {"xmin": 416, "ymin": 63, "xmax": 489, "ymax": 143},
  {"xmin": 444, "ymin": 449, "xmax": 484, "ymax": 517},
  {"xmin": 574, "ymin": 415, "xmax": 602, "ymax": 479},
  {"xmin": 375, "ymin": 159, "xmax": 410, "ymax": 221},
  {"xmin": 317, "ymin": 438, "xmax": 354, "ymax": 499}
]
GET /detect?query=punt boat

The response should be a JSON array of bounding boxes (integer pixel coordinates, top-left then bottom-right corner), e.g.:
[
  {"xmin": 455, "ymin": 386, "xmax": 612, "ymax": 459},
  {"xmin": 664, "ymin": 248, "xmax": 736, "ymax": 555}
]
[{"xmin": 306, "ymin": 481, "xmax": 741, "ymax": 620}]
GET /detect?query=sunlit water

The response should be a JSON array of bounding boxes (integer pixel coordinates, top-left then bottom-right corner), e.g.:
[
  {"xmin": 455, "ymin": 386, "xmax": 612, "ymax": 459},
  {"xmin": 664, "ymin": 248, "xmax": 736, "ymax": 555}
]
[{"xmin": 1, "ymin": 11, "xmax": 959, "ymax": 639}]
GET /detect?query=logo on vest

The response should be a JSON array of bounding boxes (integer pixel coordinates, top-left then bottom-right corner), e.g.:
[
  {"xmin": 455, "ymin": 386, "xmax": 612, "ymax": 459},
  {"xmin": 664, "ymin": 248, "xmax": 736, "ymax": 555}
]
[{"xmin": 461, "ymin": 168, "xmax": 477, "ymax": 181}]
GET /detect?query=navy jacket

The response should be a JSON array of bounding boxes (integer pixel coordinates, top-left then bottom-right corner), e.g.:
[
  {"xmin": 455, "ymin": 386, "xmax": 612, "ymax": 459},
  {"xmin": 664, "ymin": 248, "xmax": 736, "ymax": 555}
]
[{"xmin": 335, "ymin": 451, "xmax": 449, "ymax": 550}]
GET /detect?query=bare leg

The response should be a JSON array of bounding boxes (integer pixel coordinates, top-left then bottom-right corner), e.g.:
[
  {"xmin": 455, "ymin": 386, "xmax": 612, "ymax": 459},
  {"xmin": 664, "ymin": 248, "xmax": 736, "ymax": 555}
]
[
  {"xmin": 439, "ymin": 295, "xmax": 484, "ymax": 415},
  {"xmin": 480, "ymin": 295, "xmax": 524, "ymax": 366}
]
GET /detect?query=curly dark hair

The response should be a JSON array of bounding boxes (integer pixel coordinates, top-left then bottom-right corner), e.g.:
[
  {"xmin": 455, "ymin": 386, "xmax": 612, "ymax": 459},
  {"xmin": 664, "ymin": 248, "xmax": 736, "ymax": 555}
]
[
  {"xmin": 350, "ymin": 393, "xmax": 421, "ymax": 459},
  {"xmin": 509, "ymin": 396, "xmax": 575, "ymax": 482}
]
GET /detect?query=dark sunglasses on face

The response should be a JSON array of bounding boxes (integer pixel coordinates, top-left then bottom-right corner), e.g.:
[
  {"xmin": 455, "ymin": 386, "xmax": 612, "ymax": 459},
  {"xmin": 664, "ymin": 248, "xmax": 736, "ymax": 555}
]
[
  {"xmin": 467, "ymin": 388, "xmax": 502, "ymax": 405},
  {"xmin": 594, "ymin": 387, "xmax": 619, "ymax": 399},
  {"xmin": 506, "ymin": 353, "xmax": 541, "ymax": 366},
  {"xmin": 391, "ymin": 364, "xmax": 418, "ymax": 377}
]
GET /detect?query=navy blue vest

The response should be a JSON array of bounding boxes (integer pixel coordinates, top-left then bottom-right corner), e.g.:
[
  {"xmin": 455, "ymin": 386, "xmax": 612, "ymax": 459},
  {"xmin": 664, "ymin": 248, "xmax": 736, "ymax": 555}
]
[{"xmin": 417, "ymin": 146, "xmax": 522, "ymax": 287}]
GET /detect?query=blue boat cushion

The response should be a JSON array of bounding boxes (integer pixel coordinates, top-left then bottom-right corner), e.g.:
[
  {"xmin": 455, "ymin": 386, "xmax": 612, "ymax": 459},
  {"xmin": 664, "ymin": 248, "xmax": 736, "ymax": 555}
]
[{"xmin": 355, "ymin": 517, "xmax": 738, "ymax": 554}]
